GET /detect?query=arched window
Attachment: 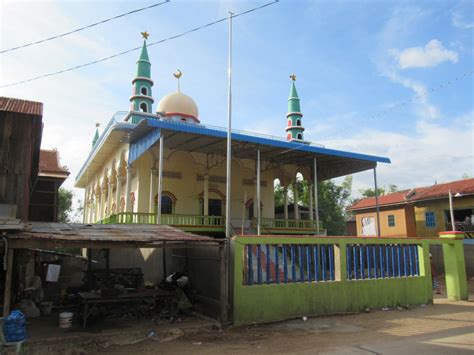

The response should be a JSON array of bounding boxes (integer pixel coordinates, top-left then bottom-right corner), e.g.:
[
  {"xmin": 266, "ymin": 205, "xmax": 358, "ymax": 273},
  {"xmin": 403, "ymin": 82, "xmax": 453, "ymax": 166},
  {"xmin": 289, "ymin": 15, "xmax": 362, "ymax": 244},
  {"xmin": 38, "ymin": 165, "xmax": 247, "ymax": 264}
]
[
  {"xmin": 297, "ymin": 133, "xmax": 303, "ymax": 140},
  {"xmin": 287, "ymin": 133, "xmax": 291, "ymax": 140},
  {"xmin": 140, "ymin": 86, "xmax": 148, "ymax": 96},
  {"xmin": 296, "ymin": 119, "xmax": 301, "ymax": 126},
  {"xmin": 139, "ymin": 102, "xmax": 148, "ymax": 113},
  {"xmin": 154, "ymin": 192, "xmax": 177, "ymax": 214},
  {"xmin": 161, "ymin": 196, "xmax": 173, "ymax": 214},
  {"xmin": 288, "ymin": 119, "xmax": 292, "ymax": 126}
]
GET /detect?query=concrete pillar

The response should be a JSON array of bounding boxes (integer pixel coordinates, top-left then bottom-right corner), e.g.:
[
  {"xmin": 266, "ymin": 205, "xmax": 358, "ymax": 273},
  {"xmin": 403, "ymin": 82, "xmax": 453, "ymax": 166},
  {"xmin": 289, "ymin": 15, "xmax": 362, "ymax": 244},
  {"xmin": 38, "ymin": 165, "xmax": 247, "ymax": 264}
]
[
  {"xmin": 125, "ymin": 166, "xmax": 133, "ymax": 213},
  {"xmin": 94, "ymin": 192, "xmax": 100, "ymax": 222},
  {"xmin": 313, "ymin": 157, "xmax": 320, "ymax": 233},
  {"xmin": 308, "ymin": 182, "xmax": 314, "ymax": 221},
  {"xmin": 439, "ymin": 232, "xmax": 468, "ymax": 300},
  {"xmin": 115, "ymin": 175, "xmax": 124, "ymax": 213},
  {"xmin": 107, "ymin": 181, "xmax": 113, "ymax": 216},
  {"xmin": 157, "ymin": 133, "xmax": 164, "ymax": 224},
  {"xmin": 283, "ymin": 187, "xmax": 288, "ymax": 227},
  {"xmin": 293, "ymin": 182, "xmax": 299, "ymax": 220},
  {"xmin": 203, "ymin": 172, "xmax": 209, "ymax": 216},
  {"xmin": 149, "ymin": 168, "xmax": 158, "ymax": 214},
  {"xmin": 256, "ymin": 147, "xmax": 261, "ymax": 235},
  {"xmin": 100, "ymin": 188, "xmax": 106, "ymax": 220},
  {"xmin": 88, "ymin": 194, "xmax": 94, "ymax": 223}
]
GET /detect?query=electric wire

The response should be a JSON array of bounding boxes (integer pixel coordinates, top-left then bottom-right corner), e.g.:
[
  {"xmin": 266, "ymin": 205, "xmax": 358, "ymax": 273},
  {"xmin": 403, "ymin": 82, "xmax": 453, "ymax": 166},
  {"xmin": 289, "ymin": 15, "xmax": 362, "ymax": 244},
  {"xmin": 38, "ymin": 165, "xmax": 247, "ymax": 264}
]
[
  {"xmin": 0, "ymin": 1, "xmax": 171, "ymax": 54},
  {"xmin": 0, "ymin": 0, "xmax": 279, "ymax": 88}
]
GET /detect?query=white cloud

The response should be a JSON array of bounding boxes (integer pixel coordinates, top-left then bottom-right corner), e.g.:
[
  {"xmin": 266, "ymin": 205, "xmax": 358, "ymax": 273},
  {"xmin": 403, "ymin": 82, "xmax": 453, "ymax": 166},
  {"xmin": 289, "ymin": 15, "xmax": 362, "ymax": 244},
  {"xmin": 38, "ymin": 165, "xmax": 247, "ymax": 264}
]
[
  {"xmin": 390, "ymin": 39, "xmax": 458, "ymax": 69},
  {"xmin": 323, "ymin": 110, "xmax": 474, "ymax": 197},
  {"xmin": 452, "ymin": 10, "xmax": 474, "ymax": 29}
]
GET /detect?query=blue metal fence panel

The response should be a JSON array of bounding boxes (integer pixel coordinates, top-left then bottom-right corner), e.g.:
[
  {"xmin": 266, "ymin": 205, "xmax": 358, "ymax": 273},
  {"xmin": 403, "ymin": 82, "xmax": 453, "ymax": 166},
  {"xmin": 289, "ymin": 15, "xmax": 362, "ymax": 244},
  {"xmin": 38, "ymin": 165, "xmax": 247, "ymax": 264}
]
[
  {"xmin": 291, "ymin": 245, "xmax": 296, "ymax": 282},
  {"xmin": 306, "ymin": 246, "xmax": 311, "ymax": 282},
  {"xmin": 315, "ymin": 245, "xmax": 320, "ymax": 281},
  {"xmin": 321, "ymin": 245, "xmax": 327, "ymax": 281},
  {"xmin": 329, "ymin": 245, "xmax": 334, "ymax": 280},
  {"xmin": 299, "ymin": 245, "xmax": 304, "ymax": 282},
  {"xmin": 257, "ymin": 244, "xmax": 262, "ymax": 285},
  {"xmin": 275, "ymin": 245, "xmax": 280, "ymax": 284},
  {"xmin": 414, "ymin": 245, "xmax": 420, "ymax": 276},
  {"xmin": 247, "ymin": 245, "xmax": 253, "ymax": 285},
  {"xmin": 266, "ymin": 244, "xmax": 271, "ymax": 284},
  {"xmin": 283, "ymin": 245, "xmax": 288, "ymax": 283}
]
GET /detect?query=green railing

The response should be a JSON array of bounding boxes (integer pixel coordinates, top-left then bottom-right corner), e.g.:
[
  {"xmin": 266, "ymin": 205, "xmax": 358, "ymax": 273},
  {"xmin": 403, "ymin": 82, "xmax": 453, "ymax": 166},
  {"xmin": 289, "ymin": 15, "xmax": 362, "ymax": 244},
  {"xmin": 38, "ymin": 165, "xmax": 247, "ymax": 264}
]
[
  {"xmin": 101, "ymin": 212, "xmax": 224, "ymax": 228},
  {"xmin": 100, "ymin": 213, "xmax": 325, "ymax": 235},
  {"xmin": 259, "ymin": 218, "xmax": 327, "ymax": 235}
]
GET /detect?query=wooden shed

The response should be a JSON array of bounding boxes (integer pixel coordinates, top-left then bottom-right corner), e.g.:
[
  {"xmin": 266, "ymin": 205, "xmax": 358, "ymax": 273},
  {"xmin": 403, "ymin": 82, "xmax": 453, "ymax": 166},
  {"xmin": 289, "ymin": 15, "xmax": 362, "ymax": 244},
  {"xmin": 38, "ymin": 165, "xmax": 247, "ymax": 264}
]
[{"xmin": 0, "ymin": 97, "xmax": 43, "ymax": 221}]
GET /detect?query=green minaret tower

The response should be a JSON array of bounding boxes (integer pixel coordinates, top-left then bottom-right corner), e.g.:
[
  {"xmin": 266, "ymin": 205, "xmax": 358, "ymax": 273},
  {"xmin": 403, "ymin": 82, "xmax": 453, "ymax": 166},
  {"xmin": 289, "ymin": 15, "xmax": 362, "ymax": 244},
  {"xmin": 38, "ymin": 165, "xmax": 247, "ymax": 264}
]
[
  {"xmin": 92, "ymin": 124, "xmax": 99, "ymax": 148},
  {"xmin": 130, "ymin": 31, "xmax": 154, "ymax": 113},
  {"xmin": 285, "ymin": 74, "xmax": 305, "ymax": 142}
]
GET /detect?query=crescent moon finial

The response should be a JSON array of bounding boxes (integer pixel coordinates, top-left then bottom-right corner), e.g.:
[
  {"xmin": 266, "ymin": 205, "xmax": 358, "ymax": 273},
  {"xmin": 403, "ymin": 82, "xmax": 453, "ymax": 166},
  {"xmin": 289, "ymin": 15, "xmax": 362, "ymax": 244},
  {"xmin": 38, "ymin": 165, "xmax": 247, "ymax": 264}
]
[
  {"xmin": 173, "ymin": 69, "xmax": 182, "ymax": 79},
  {"xmin": 290, "ymin": 73, "xmax": 296, "ymax": 81}
]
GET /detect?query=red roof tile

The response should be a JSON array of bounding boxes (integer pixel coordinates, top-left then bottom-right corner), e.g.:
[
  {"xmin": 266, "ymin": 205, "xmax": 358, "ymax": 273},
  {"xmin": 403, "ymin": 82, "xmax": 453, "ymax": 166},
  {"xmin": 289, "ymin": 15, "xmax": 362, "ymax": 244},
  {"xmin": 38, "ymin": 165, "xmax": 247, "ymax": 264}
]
[
  {"xmin": 348, "ymin": 178, "xmax": 474, "ymax": 211},
  {"xmin": 38, "ymin": 150, "xmax": 69, "ymax": 177},
  {"xmin": 0, "ymin": 96, "xmax": 43, "ymax": 116},
  {"xmin": 348, "ymin": 190, "xmax": 410, "ymax": 210}
]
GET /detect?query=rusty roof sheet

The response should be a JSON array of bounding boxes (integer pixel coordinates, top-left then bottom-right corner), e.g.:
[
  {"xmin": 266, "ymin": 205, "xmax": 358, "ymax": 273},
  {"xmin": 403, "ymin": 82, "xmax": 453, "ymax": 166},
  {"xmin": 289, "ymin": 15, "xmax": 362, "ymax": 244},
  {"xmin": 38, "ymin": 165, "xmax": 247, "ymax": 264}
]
[
  {"xmin": 39, "ymin": 149, "xmax": 70, "ymax": 176},
  {"xmin": 7, "ymin": 222, "xmax": 222, "ymax": 244},
  {"xmin": 0, "ymin": 96, "xmax": 43, "ymax": 116},
  {"xmin": 349, "ymin": 178, "xmax": 474, "ymax": 211}
]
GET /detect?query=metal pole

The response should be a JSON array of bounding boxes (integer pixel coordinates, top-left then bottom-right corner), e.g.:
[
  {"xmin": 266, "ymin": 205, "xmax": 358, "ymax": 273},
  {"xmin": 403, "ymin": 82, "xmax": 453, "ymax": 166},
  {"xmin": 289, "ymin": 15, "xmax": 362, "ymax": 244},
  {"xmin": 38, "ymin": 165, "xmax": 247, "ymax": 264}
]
[
  {"xmin": 373, "ymin": 166, "xmax": 381, "ymax": 237},
  {"xmin": 313, "ymin": 157, "xmax": 320, "ymax": 234},
  {"xmin": 449, "ymin": 189, "xmax": 456, "ymax": 232},
  {"xmin": 157, "ymin": 131, "xmax": 164, "ymax": 224},
  {"xmin": 256, "ymin": 147, "xmax": 261, "ymax": 236},
  {"xmin": 225, "ymin": 11, "xmax": 233, "ymax": 241}
]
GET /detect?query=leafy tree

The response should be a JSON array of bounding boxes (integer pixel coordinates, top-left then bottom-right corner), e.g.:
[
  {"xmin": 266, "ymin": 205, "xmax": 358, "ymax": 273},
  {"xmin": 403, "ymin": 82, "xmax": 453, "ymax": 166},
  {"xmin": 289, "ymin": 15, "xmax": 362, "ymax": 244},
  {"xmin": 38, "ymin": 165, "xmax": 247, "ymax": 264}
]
[
  {"xmin": 274, "ymin": 176, "xmax": 353, "ymax": 236},
  {"xmin": 58, "ymin": 188, "xmax": 73, "ymax": 223},
  {"xmin": 274, "ymin": 184, "xmax": 286, "ymax": 207}
]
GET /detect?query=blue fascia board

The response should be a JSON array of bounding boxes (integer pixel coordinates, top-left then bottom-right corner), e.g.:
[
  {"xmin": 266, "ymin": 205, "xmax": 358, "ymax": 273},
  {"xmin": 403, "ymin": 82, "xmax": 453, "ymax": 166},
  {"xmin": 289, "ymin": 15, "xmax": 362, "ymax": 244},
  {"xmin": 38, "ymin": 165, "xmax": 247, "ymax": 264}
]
[{"xmin": 145, "ymin": 119, "xmax": 391, "ymax": 164}]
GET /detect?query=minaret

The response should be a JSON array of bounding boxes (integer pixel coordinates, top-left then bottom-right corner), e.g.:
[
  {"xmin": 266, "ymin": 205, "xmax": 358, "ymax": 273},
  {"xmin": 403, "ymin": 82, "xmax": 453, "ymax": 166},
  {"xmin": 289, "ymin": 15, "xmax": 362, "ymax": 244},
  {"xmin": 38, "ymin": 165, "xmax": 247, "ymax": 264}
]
[
  {"xmin": 92, "ymin": 123, "xmax": 100, "ymax": 148},
  {"xmin": 286, "ymin": 74, "xmax": 305, "ymax": 142},
  {"xmin": 130, "ymin": 31, "xmax": 154, "ymax": 113}
]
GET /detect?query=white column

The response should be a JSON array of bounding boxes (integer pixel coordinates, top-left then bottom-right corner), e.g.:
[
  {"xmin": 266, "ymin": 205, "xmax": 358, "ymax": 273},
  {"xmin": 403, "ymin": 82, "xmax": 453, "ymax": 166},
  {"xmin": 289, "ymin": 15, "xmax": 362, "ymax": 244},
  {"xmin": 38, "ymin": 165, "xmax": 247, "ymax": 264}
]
[
  {"xmin": 293, "ymin": 182, "xmax": 299, "ymax": 220},
  {"xmin": 107, "ymin": 182, "xmax": 113, "ymax": 216},
  {"xmin": 115, "ymin": 175, "xmax": 123, "ymax": 213},
  {"xmin": 309, "ymin": 182, "xmax": 314, "ymax": 221},
  {"xmin": 125, "ymin": 166, "xmax": 133, "ymax": 213},
  {"xmin": 283, "ymin": 187, "xmax": 289, "ymax": 221},
  {"xmin": 94, "ymin": 192, "xmax": 100, "ymax": 222},
  {"xmin": 313, "ymin": 157, "xmax": 320, "ymax": 233},
  {"xmin": 203, "ymin": 172, "xmax": 209, "ymax": 216},
  {"xmin": 88, "ymin": 193, "xmax": 94, "ymax": 222},
  {"xmin": 157, "ymin": 133, "xmax": 164, "ymax": 224},
  {"xmin": 100, "ymin": 188, "xmax": 106, "ymax": 220},
  {"xmin": 149, "ymin": 168, "xmax": 158, "ymax": 214},
  {"xmin": 256, "ymin": 147, "xmax": 261, "ymax": 235}
]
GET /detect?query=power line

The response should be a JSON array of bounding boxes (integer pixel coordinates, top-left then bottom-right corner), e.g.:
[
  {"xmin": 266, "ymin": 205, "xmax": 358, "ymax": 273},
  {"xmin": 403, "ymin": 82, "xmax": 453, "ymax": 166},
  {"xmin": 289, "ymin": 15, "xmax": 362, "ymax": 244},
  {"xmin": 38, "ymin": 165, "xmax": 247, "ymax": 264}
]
[
  {"xmin": 0, "ymin": 1, "xmax": 170, "ymax": 54},
  {"xmin": 0, "ymin": 0, "xmax": 279, "ymax": 88},
  {"xmin": 316, "ymin": 69, "xmax": 474, "ymax": 142}
]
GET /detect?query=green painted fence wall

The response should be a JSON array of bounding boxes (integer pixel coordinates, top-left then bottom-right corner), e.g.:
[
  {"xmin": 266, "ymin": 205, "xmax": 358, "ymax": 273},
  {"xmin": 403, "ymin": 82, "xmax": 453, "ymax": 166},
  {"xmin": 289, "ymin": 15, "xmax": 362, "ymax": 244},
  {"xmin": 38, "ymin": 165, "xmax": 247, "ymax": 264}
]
[{"xmin": 233, "ymin": 237, "xmax": 438, "ymax": 325}]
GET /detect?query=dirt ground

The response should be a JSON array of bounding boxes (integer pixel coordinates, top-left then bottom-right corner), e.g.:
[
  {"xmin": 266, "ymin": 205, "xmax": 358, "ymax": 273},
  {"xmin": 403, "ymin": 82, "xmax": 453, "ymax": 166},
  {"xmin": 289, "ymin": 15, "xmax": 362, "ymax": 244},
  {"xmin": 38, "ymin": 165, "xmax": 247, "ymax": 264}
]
[{"xmin": 21, "ymin": 281, "xmax": 474, "ymax": 354}]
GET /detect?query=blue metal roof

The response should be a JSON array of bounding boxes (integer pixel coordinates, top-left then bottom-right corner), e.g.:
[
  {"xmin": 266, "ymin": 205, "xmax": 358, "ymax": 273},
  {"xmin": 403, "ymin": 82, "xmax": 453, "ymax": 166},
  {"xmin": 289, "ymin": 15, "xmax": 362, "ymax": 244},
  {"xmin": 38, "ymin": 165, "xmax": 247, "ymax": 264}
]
[{"xmin": 145, "ymin": 119, "xmax": 391, "ymax": 164}]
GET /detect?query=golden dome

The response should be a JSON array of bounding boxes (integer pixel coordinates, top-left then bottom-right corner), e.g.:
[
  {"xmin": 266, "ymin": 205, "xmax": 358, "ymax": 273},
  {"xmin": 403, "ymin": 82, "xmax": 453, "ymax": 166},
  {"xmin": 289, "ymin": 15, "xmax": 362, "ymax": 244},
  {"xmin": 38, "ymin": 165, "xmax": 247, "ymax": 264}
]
[{"xmin": 156, "ymin": 91, "xmax": 199, "ymax": 122}]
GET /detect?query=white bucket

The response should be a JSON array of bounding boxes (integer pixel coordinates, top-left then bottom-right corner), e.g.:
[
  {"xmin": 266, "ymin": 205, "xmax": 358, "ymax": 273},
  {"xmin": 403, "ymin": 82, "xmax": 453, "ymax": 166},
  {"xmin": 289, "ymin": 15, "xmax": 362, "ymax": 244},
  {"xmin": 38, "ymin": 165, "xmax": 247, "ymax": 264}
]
[{"xmin": 59, "ymin": 312, "xmax": 73, "ymax": 329}]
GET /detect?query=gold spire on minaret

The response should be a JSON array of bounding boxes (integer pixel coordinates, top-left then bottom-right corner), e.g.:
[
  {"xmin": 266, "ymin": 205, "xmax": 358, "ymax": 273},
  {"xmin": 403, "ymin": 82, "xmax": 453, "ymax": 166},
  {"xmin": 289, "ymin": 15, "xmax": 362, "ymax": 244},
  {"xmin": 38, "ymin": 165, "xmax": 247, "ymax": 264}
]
[
  {"xmin": 173, "ymin": 69, "xmax": 182, "ymax": 91},
  {"xmin": 141, "ymin": 31, "xmax": 149, "ymax": 40},
  {"xmin": 290, "ymin": 73, "xmax": 296, "ymax": 81}
]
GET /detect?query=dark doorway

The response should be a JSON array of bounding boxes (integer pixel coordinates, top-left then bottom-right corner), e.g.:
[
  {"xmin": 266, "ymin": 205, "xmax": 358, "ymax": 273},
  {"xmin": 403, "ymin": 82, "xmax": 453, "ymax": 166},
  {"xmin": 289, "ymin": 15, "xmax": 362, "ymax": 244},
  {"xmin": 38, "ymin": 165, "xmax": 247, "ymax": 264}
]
[{"xmin": 208, "ymin": 199, "xmax": 222, "ymax": 216}]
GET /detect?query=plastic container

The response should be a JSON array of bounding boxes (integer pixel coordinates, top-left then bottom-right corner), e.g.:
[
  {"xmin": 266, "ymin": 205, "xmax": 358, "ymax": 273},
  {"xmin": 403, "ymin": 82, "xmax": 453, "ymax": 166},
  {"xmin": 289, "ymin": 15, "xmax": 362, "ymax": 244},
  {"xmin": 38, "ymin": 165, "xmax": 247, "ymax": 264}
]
[
  {"xmin": 59, "ymin": 312, "xmax": 73, "ymax": 329},
  {"xmin": 4, "ymin": 310, "xmax": 26, "ymax": 342}
]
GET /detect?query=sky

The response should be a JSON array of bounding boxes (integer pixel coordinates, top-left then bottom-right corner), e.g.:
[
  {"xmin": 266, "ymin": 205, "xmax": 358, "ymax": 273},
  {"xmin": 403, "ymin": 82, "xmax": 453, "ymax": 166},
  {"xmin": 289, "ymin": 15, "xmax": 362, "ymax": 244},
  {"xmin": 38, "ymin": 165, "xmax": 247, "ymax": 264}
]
[{"xmin": 1, "ymin": 0, "xmax": 473, "ymax": 206}]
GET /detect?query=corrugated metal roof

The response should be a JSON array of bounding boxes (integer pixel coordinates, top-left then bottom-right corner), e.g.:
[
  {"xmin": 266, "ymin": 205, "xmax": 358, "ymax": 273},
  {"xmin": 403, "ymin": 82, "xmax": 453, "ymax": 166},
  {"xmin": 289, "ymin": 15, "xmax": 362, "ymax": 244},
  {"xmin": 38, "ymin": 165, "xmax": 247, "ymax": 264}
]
[
  {"xmin": 348, "ymin": 178, "xmax": 474, "ymax": 211},
  {"xmin": 0, "ymin": 96, "xmax": 43, "ymax": 116},
  {"xmin": 7, "ymin": 222, "xmax": 222, "ymax": 244}
]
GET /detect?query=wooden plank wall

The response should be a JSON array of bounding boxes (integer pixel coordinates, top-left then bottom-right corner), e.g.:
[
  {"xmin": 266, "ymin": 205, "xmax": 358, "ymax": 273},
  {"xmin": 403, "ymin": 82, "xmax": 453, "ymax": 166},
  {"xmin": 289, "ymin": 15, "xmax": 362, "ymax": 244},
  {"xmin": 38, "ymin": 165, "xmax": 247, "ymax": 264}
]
[{"xmin": 0, "ymin": 111, "xmax": 36, "ymax": 220}]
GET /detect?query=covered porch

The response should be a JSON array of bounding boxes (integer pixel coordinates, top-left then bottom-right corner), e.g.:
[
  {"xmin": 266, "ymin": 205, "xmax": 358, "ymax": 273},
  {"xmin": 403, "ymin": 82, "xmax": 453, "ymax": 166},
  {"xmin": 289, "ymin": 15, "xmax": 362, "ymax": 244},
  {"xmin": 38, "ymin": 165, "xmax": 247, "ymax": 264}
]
[{"xmin": 77, "ymin": 116, "xmax": 390, "ymax": 236}]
